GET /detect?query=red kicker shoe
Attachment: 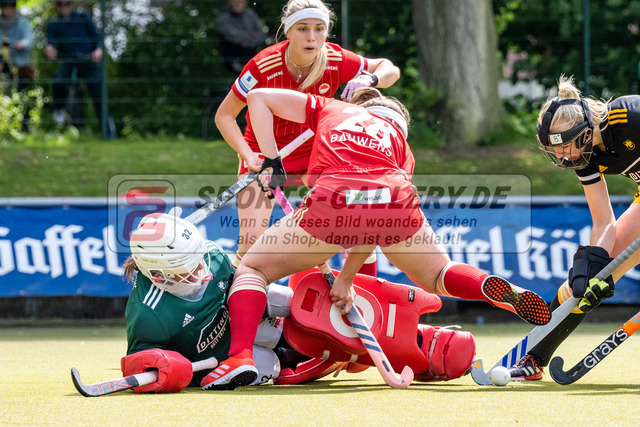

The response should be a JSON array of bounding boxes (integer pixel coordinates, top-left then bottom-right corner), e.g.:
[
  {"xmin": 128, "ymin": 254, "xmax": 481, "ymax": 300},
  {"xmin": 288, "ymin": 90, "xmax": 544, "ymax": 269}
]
[
  {"xmin": 509, "ymin": 354, "xmax": 544, "ymax": 381},
  {"xmin": 200, "ymin": 350, "xmax": 258, "ymax": 391},
  {"xmin": 482, "ymin": 276, "xmax": 551, "ymax": 326}
]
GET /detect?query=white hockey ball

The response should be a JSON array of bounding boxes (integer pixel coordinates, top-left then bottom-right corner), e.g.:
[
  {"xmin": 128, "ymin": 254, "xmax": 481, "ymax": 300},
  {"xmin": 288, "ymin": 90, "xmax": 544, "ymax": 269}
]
[{"xmin": 490, "ymin": 366, "xmax": 511, "ymax": 386}]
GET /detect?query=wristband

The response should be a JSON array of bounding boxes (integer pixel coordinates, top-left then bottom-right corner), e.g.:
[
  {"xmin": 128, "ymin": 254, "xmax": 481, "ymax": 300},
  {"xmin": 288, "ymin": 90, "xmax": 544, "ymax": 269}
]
[{"xmin": 361, "ymin": 70, "xmax": 379, "ymax": 87}]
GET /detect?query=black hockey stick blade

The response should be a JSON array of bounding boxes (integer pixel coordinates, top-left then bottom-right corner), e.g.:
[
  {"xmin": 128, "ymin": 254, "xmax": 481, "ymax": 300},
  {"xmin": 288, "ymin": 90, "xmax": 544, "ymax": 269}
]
[
  {"xmin": 71, "ymin": 367, "xmax": 155, "ymax": 397},
  {"xmin": 547, "ymin": 357, "xmax": 578, "ymax": 385},
  {"xmin": 548, "ymin": 311, "xmax": 640, "ymax": 385}
]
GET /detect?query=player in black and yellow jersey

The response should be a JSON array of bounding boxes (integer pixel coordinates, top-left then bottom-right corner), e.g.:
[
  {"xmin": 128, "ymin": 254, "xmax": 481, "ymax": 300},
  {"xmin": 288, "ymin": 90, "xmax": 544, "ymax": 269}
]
[{"xmin": 510, "ymin": 75, "xmax": 640, "ymax": 381}]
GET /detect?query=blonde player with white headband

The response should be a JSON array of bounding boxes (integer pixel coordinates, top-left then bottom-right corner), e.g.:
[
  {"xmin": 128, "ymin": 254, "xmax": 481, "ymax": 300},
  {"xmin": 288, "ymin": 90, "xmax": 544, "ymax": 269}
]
[
  {"xmin": 200, "ymin": 87, "xmax": 552, "ymax": 390},
  {"xmin": 214, "ymin": 0, "xmax": 400, "ymax": 280}
]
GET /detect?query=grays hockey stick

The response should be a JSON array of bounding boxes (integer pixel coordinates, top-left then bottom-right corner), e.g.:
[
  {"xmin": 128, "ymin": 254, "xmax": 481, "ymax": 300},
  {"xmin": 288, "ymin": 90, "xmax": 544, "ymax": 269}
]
[
  {"xmin": 71, "ymin": 356, "xmax": 218, "ymax": 397},
  {"xmin": 184, "ymin": 129, "xmax": 314, "ymax": 225},
  {"xmin": 271, "ymin": 186, "xmax": 413, "ymax": 388},
  {"xmin": 549, "ymin": 310, "xmax": 640, "ymax": 384},
  {"xmin": 471, "ymin": 233, "xmax": 640, "ymax": 385}
]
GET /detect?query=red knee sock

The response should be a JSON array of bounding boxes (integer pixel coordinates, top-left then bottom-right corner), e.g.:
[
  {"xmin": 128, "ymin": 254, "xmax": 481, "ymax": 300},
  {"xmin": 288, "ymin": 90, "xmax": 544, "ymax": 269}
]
[
  {"xmin": 438, "ymin": 263, "xmax": 489, "ymax": 301},
  {"xmin": 357, "ymin": 260, "xmax": 377, "ymax": 276},
  {"xmin": 227, "ymin": 274, "xmax": 267, "ymax": 357}
]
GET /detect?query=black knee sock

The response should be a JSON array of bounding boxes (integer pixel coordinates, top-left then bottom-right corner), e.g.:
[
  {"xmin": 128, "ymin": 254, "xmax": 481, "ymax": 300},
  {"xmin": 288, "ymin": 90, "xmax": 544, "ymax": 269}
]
[{"xmin": 529, "ymin": 295, "xmax": 585, "ymax": 366}]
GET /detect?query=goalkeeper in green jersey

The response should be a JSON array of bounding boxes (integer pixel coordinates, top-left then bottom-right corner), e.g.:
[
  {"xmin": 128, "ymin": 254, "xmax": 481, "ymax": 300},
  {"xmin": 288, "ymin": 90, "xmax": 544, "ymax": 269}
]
[
  {"xmin": 118, "ymin": 210, "xmax": 479, "ymax": 392},
  {"xmin": 120, "ymin": 211, "xmax": 291, "ymax": 392}
]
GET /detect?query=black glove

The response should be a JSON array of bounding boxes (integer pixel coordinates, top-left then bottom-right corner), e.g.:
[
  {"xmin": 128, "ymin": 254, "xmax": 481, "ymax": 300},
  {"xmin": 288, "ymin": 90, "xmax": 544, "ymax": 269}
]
[
  {"xmin": 258, "ymin": 156, "xmax": 286, "ymax": 198},
  {"xmin": 568, "ymin": 245, "xmax": 614, "ymax": 305}
]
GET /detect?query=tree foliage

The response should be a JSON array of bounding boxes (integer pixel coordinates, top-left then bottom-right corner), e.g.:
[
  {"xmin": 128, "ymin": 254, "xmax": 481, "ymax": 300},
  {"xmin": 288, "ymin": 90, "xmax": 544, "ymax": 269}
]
[
  {"xmin": 412, "ymin": 0, "xmax": 503, "ymax": 147},
  {"xmin": 23, "ymin": 0, "xmax": 640, "ymax": 143},
  {"xmin": 106, "ymin": 0, "xmax": 441, "ymax": 140},
  {"xmin": 495, "ymin": 0, "xmax": 640, "ymax": 96}
]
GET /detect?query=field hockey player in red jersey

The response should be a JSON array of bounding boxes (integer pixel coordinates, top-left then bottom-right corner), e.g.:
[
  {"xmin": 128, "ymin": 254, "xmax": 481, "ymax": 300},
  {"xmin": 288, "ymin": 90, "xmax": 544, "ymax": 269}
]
[
  {"xmin": 199, "ymin": 87, "xmax": 552, "ymax": 390},
  {"xmin": 215, "ymin": 0, "xmax": 401, "ymax": 276}
]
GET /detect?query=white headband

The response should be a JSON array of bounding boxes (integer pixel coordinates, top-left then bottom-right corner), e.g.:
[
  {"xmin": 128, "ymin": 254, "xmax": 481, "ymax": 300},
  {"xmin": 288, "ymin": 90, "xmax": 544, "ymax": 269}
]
[
  {"xmin": 284, "ymin": 8, "xmax": 330, "ymax": 33},
  {"xmin": 366, "ymin": 106, "xmax": 408, "ymax": 138}
]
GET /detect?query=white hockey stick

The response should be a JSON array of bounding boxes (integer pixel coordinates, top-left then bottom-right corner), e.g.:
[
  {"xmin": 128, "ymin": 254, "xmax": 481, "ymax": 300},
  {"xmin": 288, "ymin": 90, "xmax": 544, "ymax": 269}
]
[
  {"xmin": 71, "ymin": 356, "xmax": 219, "ymax": 397},
  {"xmin": 271, "ymin": 186, "xmax": 413, "ymax": 388},
  {"xmin": 184, "ymin": 129, "xmax": 314, "ymax": 225},
  {"xmin": 470, "ymin": 234, "xmax": 640, "ymax": 385}
]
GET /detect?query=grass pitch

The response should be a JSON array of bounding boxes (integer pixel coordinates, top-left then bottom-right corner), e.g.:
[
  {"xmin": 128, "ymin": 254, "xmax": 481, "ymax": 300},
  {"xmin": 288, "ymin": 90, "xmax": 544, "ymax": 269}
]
[{"xmin": 2, "ymin": 322, "xmax": 640, "ymax": 426}]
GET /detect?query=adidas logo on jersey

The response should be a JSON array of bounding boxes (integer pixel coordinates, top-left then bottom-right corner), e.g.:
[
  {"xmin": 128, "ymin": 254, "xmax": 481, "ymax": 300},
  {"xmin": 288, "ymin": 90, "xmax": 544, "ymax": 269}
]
[{"xmin": 182, "ymin": 313, "xmax": 195, "ymax": 327}]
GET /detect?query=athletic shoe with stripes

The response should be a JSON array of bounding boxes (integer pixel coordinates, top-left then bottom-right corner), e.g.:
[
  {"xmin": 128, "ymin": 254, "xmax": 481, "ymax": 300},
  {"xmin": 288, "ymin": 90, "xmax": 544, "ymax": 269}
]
[
  {"xmin": 481, "ymin": 276, "xmax": 551, "ymax": 326},
  {"xmin": 200, "ymin": 350, "xmax": 258, "ymax": 390},
  {"xmin": 509, "ymin": 354, "xmax": 544, "ymax": 381}
]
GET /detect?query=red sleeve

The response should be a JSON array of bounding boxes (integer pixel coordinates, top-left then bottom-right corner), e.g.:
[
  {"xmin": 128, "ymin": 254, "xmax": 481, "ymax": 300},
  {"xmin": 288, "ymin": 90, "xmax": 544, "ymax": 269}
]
[
  {"xmin": 337, "ymin": 45, "xmax": 367, "ymax": 82},
  {"xmin": 305, "ymin": 94, "xmax": 334, "ymax": 131},
  {"xmin": 401, "ymin": 147, "xmax": 415, "ymax": 178},
  {"xmin": 230, "ymin": 59, "xmax": 262, "ymax": 103}
]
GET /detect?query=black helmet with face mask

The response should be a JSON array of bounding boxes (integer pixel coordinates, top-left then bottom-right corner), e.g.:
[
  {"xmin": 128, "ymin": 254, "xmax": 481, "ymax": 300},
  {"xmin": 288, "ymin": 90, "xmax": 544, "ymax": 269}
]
[{"xmin": 537, "ymin": 98, "xmax": 594, "ymax": 170}]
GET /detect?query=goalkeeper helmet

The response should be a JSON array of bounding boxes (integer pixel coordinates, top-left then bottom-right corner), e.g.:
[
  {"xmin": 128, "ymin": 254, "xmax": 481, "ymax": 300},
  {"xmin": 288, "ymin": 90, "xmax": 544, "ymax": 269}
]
[
  {"xmin": 536, "ymin": 97, "xmax": 594, "ymax": 170},
  {"xmin": 130, "ymin": 213, "xmax": 212, "ymax": 298}
]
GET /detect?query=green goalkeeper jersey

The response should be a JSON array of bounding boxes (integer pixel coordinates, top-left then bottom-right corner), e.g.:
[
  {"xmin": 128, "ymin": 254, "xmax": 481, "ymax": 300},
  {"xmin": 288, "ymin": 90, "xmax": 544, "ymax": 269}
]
[{"xmin": 125, "ymin": 241, "xmax": 233, "ymax": 384}]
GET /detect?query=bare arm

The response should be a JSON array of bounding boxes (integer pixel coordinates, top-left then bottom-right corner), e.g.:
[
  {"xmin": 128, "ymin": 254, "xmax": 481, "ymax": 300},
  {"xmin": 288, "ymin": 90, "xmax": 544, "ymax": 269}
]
[
  {"xmin": 583, "ymin": 179, "xmax": 616, "ymax": 252},
  {"xmin": 330, "ymin": 246, "xmax": 376, "ymax": 314},
  {"xmin": 215, "ymin": 91, "xmax": 263, "ymax": 172},
  {"xmin": 246, "ymin": 88, "xmax": 308, "ymax": 159},
  {"xmin": 366, "ymin": 58, "xmax": 401, "ymax": 88}
]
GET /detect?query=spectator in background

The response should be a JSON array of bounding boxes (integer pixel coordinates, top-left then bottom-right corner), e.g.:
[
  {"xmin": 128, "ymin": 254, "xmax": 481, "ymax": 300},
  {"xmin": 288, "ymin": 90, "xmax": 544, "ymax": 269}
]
[
  {"xmin": 44, "ymin": 0, "xmax": 115, "ymax": 138},
  {"xmin": 0, "ymin": 0, "xmax": 35, "ymax": 92},
  {"xmin": 216, "ymin": 0, "xmax": 267, "ymax": 74}
]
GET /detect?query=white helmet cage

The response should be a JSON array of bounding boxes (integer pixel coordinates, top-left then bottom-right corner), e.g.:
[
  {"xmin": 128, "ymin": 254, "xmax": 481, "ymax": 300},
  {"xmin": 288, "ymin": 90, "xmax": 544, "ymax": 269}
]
[{"xmin": 129, "ymin": 213, "xmax": 212, "ymax": 297}]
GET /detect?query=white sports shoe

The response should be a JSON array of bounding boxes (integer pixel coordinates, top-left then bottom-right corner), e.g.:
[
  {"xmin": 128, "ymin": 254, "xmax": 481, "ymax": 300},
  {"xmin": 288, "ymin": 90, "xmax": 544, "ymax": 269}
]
[{"xmin": 53, "ymin": 109, "xmax": 66, "ymax": 125}]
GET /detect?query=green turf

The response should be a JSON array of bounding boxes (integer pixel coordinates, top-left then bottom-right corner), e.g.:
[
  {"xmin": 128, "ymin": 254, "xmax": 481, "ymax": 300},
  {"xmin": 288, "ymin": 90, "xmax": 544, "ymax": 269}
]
[
  {"xmin": 2, "ymin": 322, "xmax": 639, "ymax": 425},
  {"xmin": 1, "ymin": 135, "xmax": 637, "ymax": 197}
]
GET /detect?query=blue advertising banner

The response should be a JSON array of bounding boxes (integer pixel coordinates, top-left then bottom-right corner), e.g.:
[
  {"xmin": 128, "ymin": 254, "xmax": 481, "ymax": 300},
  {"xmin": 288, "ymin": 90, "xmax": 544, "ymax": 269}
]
[{"xmin": 1, "ymin": 197, "xmax": 639, "ymax": 303}]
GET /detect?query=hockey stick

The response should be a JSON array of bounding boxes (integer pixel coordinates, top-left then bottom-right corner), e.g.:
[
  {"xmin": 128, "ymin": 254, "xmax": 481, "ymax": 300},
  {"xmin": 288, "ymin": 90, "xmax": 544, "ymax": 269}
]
[
  {"xmin": 549, "ymin": 310, "xmax": 640, "ymax": 384},
  {"xmin": 184, "ymin": 129, "xmax": 314, "ymax": 225},
  {"xmin": 271, "ymin": 186, "xmax": 413, "ymax": 388},
  {"xmin": 71, "ymin": 356, "xmax": 219, "ymax": 397},
  {"xmin": 471, "ymin": 233, "xmax": 640, "ymax": 385}
]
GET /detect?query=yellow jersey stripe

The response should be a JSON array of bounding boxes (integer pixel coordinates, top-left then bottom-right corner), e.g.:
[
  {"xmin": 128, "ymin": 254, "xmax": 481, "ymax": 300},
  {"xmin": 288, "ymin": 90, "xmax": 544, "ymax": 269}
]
[
  {"xmin": 609, "ymin": 114, "xmax": 627, "ymax": 121},
  {"xmin": 609, "ymin": 119, "xmax": 628, "ymax": 125}
]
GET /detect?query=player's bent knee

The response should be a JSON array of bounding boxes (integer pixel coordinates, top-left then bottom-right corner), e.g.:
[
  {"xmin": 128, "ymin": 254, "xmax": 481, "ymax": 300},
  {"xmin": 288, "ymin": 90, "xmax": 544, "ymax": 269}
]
[
  {"xmin": 228, "ymin": 272, "xmax": 268, "ymax": 300},
  {"xmin": 267, "ymin": 284, "xmax": 293, "ymax": 317},
  {"xmin": 252, "ymin": 345, "xmax": 281, "ymax": 385},
  {"xmin": 254, "ymin": 316, "xmax": 284, "ymax": 349}
]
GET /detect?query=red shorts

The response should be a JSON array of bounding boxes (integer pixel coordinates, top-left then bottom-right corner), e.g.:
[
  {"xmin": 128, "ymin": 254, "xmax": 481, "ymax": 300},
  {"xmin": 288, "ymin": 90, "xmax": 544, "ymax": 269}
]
[
  {"xmin": 293, "ymin": 172, "xmax": 424, "ymax": 248},
  {"xmin": 237, "ymin": 139, "xmax": 314, "ymax": 187}
]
